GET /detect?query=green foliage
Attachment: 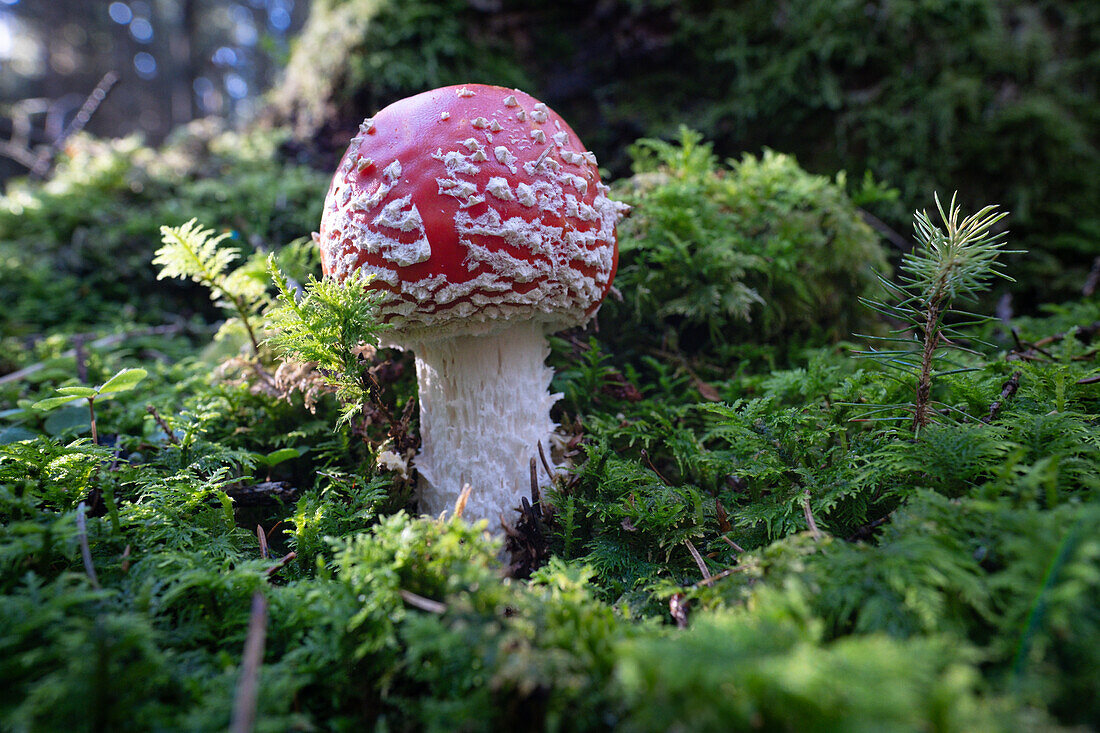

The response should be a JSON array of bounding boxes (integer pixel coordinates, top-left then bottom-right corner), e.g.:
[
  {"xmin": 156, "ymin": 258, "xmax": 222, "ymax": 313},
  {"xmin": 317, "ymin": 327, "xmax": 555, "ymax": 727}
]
[
  {"xmin": 607, "ymin": 129, "xmax": 890, "ymax": 360},
  {"xmin": 273, "ymin": 0, "xmax": 529, "ymax": 134},
  {"xmin": 1, "ymin": 102, "xmax": 1098, "ymax": 728},
  {"xmin": 616, "ymin": 583, "xmax": 1013, "ymax": 732},
  {"xmin": 31, "ymin": 367, "xmax": 147, "ymax": 413},
  {"xmin": 267, "ymin": 260, "xmax": 388, "ymax": 425},
  {"xmin": 273, "ymin": 0, "xmax": 1100, "ymax": 298},
  {"xmin": 0, "ymin": 123, "xmax": 327, "ymax": 338},
  {"xmin": 155, "ymin": 220, "xmax": 268, "ymax": 353}
]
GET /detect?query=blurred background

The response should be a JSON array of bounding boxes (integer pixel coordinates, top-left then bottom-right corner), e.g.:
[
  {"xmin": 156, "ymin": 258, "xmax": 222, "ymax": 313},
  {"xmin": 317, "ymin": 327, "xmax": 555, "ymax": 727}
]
[
  {"xmin": 0, "ymin": 0, "xmax": 307, "ymax": 180},
  {"xmin": 0, "ymin": 0, "xmax": 1097, "ymax": 333}
]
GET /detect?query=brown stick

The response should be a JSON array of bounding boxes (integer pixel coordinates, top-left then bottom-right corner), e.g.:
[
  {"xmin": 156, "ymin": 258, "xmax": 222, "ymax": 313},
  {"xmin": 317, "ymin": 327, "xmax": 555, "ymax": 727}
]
[
  {"xmin": 684, "ymin": 538, "xmax": 711, "ymax": 580},
  {"xmin": 1084, "ymin": 256, "xmax": 1100, "ymax": 297},
  {"xmin": 537, "ymin": 440, "xmax": 555, "ymax": 483},
  {"xmin": 720, "ymin": 535, "xmax": 745, "ymax": 553},
  {"xmin": 230, "ymin": 592, "xmax": 268, "ymax": 733},
  {"xmin": 256, "ymin": 526, "xmax": 269, "ymax": 559},
  {"xmin": 146, "ymin": 405, "xmax": 181, "ymax": 445},
  {"xmin": 859, "ymin": 208, "xmax": 910, "ymax": 251},
  {"xmin": 87, "ymin": 398, "xmax": 99, "ymax": 446},
  {"xmin": 984, "ymin": 371, "xmax": 1022, "ymax": 423},
  {"xmin": 399, "ymin": 589, "xmax": 447, "ymax": 614},
  {"xmin": 73, "ymin": 335, "xmax": 89, "ymax": 384},
  {"xmin": 264, "ymin": 551, "xmax": 296, "ymax": 578},
  {"xmin": 75, "ymin": 502, "xmax": 100, "ymax": 589},
  {"xmin": 802, "ymin": 490, "xmax": 822, "ymax": 541},
  {"xmin": 690, "ymin": 564, "xmax": 747, "ymax": 589},
  {"xmin": 640, "ymin": 449, "xmax": 672, "ymax": 485}
]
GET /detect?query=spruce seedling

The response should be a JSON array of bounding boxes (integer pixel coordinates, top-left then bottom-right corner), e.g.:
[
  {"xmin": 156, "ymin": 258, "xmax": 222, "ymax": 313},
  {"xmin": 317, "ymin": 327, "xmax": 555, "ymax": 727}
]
[
  {"xmin": 857, "ymin": 193, "xmax": 1015, "ymax": 431},
  {"xmin": 154, "ymin": 219, "xmax": 268, "ymax": 355}
]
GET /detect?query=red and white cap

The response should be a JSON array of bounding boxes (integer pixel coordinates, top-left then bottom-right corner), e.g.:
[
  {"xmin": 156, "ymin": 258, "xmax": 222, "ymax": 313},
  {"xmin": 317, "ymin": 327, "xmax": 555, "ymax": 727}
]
[{"xmin": 317, "ymin": 84, "xmax": 629, "ymax": 341}]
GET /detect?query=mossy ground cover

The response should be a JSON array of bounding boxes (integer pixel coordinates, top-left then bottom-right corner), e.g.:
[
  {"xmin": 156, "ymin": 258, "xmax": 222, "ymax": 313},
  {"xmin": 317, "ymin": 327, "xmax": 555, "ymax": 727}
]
[{"xmin": 1, "ymin": 129, "xmax": 1098, "ymax": 731}]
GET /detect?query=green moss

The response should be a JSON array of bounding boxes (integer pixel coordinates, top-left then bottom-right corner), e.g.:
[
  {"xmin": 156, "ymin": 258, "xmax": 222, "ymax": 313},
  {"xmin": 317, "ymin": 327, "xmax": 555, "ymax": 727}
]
[
  {"xmin": 606, "ymin": 129, "xmax": 889, "ymax": 360},
  {"xmin": 0, "ymin": 122, "xmax": 327, "ymax": 337}
]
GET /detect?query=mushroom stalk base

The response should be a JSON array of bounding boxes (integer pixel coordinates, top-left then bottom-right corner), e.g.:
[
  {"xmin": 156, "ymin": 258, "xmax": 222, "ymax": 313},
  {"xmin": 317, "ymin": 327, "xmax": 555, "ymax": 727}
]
[{"xmin": 411, "ymin": 321, "xmax": 559, "ymax": 526}]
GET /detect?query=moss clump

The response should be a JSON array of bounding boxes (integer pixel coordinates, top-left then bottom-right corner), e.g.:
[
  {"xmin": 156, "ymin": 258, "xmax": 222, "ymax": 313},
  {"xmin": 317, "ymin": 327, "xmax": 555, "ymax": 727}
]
[
  {"xmin": 271, "ymin": 0, "xmax": 528, "ymax": 139},
  {"xmin": 606, "ymin": 129, "xmax": 889, "ymax": 360}
]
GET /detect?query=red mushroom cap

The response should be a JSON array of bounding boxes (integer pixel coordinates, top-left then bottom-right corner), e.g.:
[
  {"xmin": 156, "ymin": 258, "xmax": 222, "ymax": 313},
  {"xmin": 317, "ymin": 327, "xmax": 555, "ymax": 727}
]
[{"xmin": 316, "ymin": 84, "xmax": 628, "ymax": 341}]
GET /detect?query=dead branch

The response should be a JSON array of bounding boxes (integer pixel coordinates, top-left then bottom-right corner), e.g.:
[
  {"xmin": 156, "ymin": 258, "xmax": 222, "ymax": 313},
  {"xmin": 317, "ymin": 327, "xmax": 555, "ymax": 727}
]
[
  {"xmin": 225, "ymin": 482, "xmax": 298, "ymax": 507},
  {"xmin": 640, "ymin": 448, "xmax": 672, "ymax": 485},
  {"xmin": 537, "ymin": 440, "xmax": 555, "ymax": 483},
  {"xmin": 858, "ymin": 208, "xmax": 910, "ymax": 251},
  {"xmin": 720, "ymin": 535, "xmax": 745, "ymax": 553},
  {"xmin": 1084, "ymin": 256, "xmax": 1100, "ymax": 297},
  {"xmin": 256, "ymin": 526, "xmax": 269, "ymax": 559},
  {"xmin": 146, "ymin": 405, "xmax": 181, "ymax": 445},
  {"xmin": 689, "ymin": 564, "xmax": 747, "ymax": 589}
]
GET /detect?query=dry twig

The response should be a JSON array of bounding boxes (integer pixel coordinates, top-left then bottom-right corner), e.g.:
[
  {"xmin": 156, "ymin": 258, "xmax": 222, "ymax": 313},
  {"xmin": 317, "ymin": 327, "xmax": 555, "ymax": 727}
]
[
  {"xmin": 802, "ymin": 491, "xmax": 822, "ymax": 541},
  {"xmin": 146, "ymin": 405, "xmax": 181, "ymax": 445},
  {"xmin": 230, "ymin": 592, "xmax": 268, "ymax": 733},
  {"xmin": 537, "ymin": 440, "xmax": 555, "ymax": 483},
  {"xmin": 75, "ymin": 502, "xmax": 100, "ymax": 589},
  {"xmin": 264, "ymin": 551, "xmax": 296, "ymax": 578},
  {"xmin": 399, "ymin": 589, "xmax": 447, "ymax": 614},
  {"xmin": 30, "ymin": 72, "xmax": 119, "ymax": 178},
  {"xmin": 984, "ymin": 371, "xmax": 1022, "ymax": 423},
  {"xmin": 0, "ymin": 323, "xmax": 189, "ymax": 385},
  {"xmin": 684, "ymin": 538, "xmax": 711, "ymax": 580},
  {"xmin": 689, "ymin": 565, "xmax": 747, "ymax": 589},
  {"xmin": 256, "ymin": 526, "xmax": 269, "ymax": 559}
]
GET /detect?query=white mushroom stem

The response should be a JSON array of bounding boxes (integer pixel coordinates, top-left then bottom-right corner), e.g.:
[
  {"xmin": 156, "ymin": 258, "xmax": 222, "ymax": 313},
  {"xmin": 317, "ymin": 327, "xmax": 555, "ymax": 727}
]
[{"xmin": 409, "ymin": 320, "xmax": 559, "ymax": 525}]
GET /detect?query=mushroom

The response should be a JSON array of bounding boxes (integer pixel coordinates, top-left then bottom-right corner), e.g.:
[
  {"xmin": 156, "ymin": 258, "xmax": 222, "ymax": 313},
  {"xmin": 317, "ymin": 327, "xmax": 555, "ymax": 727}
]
[{"xmin": 315, "ymin": 84, "xmax": 629, "ymax": 525}]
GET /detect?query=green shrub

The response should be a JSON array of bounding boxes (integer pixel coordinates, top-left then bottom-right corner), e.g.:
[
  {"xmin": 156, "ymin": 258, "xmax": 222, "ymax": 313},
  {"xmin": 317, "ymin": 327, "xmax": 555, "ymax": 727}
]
[{"xmin": 606, "ymin": 129, "xmax": 889, "ymax": 360}]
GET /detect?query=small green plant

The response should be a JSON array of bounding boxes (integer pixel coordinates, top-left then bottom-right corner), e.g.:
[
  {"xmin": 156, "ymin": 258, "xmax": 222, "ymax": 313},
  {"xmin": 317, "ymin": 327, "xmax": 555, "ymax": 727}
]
[
  {"xmin": 858, "ymin": 194, "xmax": 1016, "ymax": 431},
  {"xmin": 31, "ymin": 367, "xmax": 147, "ymax": 445},
  {"xmin": 266, "ymin": 258, "xmax": 388, "ymax": 426},
  {"xmin": 154, "ymin": 219, "xmax": 269, "ymax": 354}
]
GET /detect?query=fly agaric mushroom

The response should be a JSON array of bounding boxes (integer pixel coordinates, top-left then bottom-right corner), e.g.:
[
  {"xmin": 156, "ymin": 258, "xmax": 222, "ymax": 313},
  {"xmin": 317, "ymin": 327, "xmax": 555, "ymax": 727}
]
[{"xmin": 316, "ymin": 84, "xmax": 628, "ymax": 525}]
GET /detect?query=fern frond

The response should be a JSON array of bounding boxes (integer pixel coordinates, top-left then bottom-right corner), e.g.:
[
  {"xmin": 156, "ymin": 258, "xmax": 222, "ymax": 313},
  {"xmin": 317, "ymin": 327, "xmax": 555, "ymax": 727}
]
[{"xmin": 154, "ymin": 219, "xmax": 238, "ymax": 290}]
